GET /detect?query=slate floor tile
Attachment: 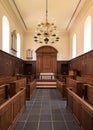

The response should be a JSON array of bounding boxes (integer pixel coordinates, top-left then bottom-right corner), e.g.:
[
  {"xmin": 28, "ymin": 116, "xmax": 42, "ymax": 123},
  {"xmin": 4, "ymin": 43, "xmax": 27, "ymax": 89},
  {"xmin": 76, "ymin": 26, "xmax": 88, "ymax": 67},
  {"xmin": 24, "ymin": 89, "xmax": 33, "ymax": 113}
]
[
  {"xmin": 14, "ymin": 89, "xmax": 79, "ymax": 130},
  {"xmin": 53, "ymin": 122, "xmax": 67, "ymax": 130},
  {"xmin": 39, "ymin": 122, "xmax": 52, "ymax": 130},
  {"xmin": 14, "ymin": 122, "xmax": 24, "ymax": 130},
  {"xmin": 24, "ymin": 122, "xmax": 38, "ymax": 130}
]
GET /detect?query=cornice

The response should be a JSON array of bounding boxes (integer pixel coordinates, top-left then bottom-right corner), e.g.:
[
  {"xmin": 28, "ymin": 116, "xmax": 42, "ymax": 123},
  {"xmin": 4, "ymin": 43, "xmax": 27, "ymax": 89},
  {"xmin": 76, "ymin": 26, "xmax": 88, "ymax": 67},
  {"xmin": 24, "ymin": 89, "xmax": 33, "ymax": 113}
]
[
  {"xmin": 69, "ymin": 0, "xmax": 93, "ymax": 31},
  {"xmin": 0, "ymin": 0, "xmax": 25, "ymax": 32}
]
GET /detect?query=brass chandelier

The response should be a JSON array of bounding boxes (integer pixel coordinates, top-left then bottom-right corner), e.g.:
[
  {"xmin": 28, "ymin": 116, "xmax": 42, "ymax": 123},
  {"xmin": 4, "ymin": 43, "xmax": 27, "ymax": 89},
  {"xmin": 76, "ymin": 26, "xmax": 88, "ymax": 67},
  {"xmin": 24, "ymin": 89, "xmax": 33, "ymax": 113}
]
[{"xmin": 34, "ymin": 0, "xmax": 60, "ymax": 44}]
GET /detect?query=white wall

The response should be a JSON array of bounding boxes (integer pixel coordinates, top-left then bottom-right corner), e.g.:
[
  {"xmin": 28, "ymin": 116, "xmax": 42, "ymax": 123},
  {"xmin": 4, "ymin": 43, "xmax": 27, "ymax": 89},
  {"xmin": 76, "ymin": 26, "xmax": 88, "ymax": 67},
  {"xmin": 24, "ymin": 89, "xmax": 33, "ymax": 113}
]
[
  {"xmin": 0, "ymin": 0, "xmax": 24, "ymax": 58},
  {"xmin": 69, "ymin": 0, "xmax": 93, "ymax": 59},
  {"xmin": 23, "ymin": 31, "xmax": 69, "ymax": 61}
]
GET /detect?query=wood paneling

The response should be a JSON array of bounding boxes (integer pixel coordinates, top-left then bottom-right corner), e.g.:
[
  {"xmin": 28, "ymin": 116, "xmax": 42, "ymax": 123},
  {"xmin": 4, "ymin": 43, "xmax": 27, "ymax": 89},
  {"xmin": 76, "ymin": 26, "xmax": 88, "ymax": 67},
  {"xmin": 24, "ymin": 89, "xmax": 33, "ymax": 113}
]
[
  {"xmin": 0, "ymin": 50, "xmax": 23, "ymax": 76},
  {"xmin": 23, "ymin": 61, "xmax": 36, "ymax": 75},
  {"xmin": 69, "ymin": 50, "xmax": 93, "ymax": 75},
  {"xmin": 36, "ymin": 46, "xmax": 57, "ymax": 73}
]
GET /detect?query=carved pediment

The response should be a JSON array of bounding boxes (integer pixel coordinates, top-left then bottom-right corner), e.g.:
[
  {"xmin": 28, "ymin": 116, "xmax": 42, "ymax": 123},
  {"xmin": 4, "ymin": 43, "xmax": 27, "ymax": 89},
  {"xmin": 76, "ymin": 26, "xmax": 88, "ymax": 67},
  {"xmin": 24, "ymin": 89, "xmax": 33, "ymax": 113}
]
[{"xmin": 36, "ymin": 46, "xmax": 58, "ymax": 54}]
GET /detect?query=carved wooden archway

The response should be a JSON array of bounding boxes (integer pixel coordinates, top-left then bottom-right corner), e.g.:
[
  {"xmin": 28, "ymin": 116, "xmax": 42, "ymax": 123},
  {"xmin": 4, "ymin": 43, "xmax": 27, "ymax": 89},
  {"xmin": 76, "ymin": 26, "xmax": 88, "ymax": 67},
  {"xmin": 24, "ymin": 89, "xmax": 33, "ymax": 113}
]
[{"xmin": 36, "ymin": 46, "xmax": 58, "ymax": 74}]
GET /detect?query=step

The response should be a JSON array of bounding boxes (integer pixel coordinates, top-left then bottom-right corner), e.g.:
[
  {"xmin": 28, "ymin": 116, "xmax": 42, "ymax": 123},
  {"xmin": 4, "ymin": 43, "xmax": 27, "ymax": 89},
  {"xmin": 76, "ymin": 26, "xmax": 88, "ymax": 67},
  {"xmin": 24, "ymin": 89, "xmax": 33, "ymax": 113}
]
[
  {"xmin": 36, "ymin": 85, "xmax": 57, "ymax": 88},
  {"xmin": 36, "ymin": 80, "xmax": 57, "ymax": 88}
]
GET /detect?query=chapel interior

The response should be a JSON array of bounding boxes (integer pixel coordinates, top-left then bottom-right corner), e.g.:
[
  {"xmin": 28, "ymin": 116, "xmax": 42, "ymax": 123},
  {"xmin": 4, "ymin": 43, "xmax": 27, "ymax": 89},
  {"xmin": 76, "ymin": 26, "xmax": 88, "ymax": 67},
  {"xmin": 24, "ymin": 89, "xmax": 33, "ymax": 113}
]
[{"xmin": 0, "ymin": 0, "xmax": 93, "ymax": 130}]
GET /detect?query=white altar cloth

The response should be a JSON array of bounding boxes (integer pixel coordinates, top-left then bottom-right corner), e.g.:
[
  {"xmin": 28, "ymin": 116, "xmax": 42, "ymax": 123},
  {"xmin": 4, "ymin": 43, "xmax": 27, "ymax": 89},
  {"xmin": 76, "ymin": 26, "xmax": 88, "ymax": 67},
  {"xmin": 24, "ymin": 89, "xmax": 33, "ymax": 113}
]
[{"xmin": 40, "ymin": 73, "xmax": 55, "ymax": 80}]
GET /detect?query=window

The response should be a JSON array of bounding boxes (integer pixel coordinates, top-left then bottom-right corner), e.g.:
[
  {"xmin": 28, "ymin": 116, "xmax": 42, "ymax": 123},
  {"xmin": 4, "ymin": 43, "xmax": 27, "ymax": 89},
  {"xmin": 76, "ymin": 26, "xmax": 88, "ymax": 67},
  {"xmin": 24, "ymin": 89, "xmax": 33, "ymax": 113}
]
[
  {"xmin": 17, "ymin": 33, "xmax": 21, "ymax": 58},
  {"xmin": 2, "ymin": 16, "xmax": 10, "ymax": 53},
  {"xmin": 84, "ymin": 16, "xmax": 91, "ymax": 53},
  {"xmin": 72, "ymin": 33, "xmax": 76, "ymax": 58}
]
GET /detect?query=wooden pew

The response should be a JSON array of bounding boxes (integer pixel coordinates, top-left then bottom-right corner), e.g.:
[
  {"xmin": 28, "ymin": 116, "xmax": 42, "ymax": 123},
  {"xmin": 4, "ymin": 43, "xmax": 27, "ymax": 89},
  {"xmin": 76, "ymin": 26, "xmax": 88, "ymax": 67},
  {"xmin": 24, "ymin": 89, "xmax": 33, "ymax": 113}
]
[
  {"xmin": 76, "ymin": 76, "xmax": 93, "ymax": 106},
  {"xmin": 0, "ymin": 87, "xmax": 26, "ymax": 130},
  {"xmin": 76, "ymin": 75, "xmax": 93, "ymax": 85},
  {"xmin": 16, "ymin": 74, "xmax": 36, "ymax": 99},
  {"xmin": 82, "ymin": 84, "xmax": 93, "ymax": 106},
  {"xmin": 9, "ymin": 78, "xmax": 26, "ymax": 97},
  {"xmin": 66, "ymin": 77, "xmax": 84, "ymax": 97},
  {"xmin": 16, "ymin": 74, "xmax": 36, "ymax": 83},
  {"xmin": 0, "ymin": 84, "xmax": 9, "ymax": 105},
  {"xmin": 0, "ymin": 77, "xmax": 26, "ymax": 104},
  {"xmin": 57, "ymin": 80, "xmax": 67, "ymax": 98},
  {"xmin": 67, "ymin": 88, "xmax": 93, "ymax": 130},
  {"xmin": 0, "ymin": 76, "xmax": 16, "ymax": 86},
  {"xmin": 26, "ymin": 80, "xmax": 36, "ymax": 100}
]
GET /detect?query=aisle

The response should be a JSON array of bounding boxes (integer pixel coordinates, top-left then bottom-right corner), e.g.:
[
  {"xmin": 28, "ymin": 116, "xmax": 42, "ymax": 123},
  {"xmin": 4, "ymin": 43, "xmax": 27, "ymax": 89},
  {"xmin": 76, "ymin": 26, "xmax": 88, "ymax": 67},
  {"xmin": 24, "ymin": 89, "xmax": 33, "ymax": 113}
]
[{"xmin": 14, "ymin": 89, "xmax": 79, "ymax": 130}]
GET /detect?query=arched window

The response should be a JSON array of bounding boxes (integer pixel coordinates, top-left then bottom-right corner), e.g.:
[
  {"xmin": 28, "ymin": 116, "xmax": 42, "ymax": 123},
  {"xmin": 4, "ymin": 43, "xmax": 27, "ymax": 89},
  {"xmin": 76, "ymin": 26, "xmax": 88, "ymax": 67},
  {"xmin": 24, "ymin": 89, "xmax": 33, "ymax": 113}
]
[
  {"xmin": 84, "ymin": 16, "xmax": 91, "ymax": 53},
  {"xmin": 72, "ymin": 33, "xmax": 76, "ymax": 58},
  {"xmin": 17, "ymin": 33, "xmax": 21, "ymax": 58},
  {"xmin": 2, "ymin": 16, "xmax": 10, "ymax": 53}
]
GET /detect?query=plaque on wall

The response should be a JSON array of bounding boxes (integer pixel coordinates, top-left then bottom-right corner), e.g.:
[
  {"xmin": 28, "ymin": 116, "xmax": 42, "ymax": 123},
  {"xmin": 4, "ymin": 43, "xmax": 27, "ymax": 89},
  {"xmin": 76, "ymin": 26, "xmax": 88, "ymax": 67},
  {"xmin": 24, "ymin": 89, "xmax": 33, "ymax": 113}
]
[
  {"xmin": 26, "ymin": 49, "xmax": 33, "ymax": 59},
  {"xmin": 11, "ymin": 30, "xmax": 17, "ymax": 53}
]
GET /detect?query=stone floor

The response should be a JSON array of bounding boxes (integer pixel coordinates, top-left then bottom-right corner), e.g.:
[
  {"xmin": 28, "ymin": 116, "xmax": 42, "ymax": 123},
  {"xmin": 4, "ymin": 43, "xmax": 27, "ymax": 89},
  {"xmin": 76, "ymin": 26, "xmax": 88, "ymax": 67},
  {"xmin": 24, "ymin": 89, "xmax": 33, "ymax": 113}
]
[{"xmin": 14, "ymin": 88, "xmax": 80, "ymax": 130}]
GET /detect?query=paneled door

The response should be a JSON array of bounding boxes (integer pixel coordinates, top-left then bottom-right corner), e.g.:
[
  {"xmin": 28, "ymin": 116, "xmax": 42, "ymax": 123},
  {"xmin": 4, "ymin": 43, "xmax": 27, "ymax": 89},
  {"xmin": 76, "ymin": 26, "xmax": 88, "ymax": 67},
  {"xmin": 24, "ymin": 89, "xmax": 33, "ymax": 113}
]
[{"xmin": 36, "ymin": 46, "xmax": 57, "ymax": 74}]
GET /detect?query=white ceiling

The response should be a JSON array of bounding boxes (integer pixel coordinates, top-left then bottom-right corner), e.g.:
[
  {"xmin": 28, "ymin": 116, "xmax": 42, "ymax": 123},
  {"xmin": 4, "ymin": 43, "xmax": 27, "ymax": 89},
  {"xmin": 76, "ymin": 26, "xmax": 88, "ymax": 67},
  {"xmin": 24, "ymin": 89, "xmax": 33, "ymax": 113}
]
[{"xmin": 8, "ymin": 0, "xmax": 86, "ymax": 32}]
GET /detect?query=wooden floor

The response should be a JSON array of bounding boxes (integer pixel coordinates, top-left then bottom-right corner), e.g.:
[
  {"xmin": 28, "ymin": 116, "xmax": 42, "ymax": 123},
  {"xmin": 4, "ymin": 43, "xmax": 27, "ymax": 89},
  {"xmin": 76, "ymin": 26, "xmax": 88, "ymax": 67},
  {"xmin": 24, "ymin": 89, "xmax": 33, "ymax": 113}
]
[{"xmin": 14, "ymin": 88, "xmax": 80, "ymax": 130}]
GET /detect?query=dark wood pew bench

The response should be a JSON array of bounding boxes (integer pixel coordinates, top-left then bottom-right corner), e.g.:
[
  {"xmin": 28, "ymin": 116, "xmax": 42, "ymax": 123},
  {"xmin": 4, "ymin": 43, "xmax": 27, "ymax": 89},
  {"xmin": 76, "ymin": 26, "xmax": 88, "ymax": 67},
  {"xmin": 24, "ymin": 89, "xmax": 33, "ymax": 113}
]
[
  {"xmin": 9, "ymin": 78, "xmax": 26, "ymax": 97},
  {"xmin": 66, "ymin": 77, "xmax": 84, "ymax": 97},
  {"xmin": 82, "ymin": 84, "xmax": 93, "ymax": 106},
  {"xmin": 0, "ymin": 84, "xmax": 10, "ymax": 105},
  {"xmin": 76, "ymin": 75, "xmax": 93, "ymax": 85},
  {"xmin": 0, "ymin": 76, "xmax": 16, "ymax": 86},
  {"xmin": 26, "ymin": 80, "xmax": 36, "ymax": 100},
  {"xmin": 57, "ymin": 80, "xmax": 67, "ymax": 98},
  {"xmin": 67, "ymin": 88, "xmax": 93, "ymax": 130},
  {"xmin": 0, "ymin": 87, "xmax": 26, "ymax": 130}
]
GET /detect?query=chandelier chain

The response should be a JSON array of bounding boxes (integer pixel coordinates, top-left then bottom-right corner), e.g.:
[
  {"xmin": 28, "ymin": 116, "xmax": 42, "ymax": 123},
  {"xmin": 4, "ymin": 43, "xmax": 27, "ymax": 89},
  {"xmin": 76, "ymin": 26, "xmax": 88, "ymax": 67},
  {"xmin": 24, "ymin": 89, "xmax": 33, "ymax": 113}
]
[{"xmin": 46, "ymin": 0, "xmax": 48, "ymax": 23}]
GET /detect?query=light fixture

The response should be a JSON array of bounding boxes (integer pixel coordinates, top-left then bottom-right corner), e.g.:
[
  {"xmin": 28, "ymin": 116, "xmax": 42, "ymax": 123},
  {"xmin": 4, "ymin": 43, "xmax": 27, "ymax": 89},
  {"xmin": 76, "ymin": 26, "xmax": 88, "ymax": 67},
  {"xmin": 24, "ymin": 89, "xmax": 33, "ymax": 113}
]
[{"xmin": 34, "ymin": 0, "xmax": 60, "ymax": 44}]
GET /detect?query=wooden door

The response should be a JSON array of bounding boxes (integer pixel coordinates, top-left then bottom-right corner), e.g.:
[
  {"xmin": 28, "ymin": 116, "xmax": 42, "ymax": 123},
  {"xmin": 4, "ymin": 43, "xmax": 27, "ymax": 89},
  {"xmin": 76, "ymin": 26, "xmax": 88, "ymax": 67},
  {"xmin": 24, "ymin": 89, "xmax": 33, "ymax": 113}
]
[{"xmin": 42, "ymin": 55, "xmax": 51, "ymax": 72}]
